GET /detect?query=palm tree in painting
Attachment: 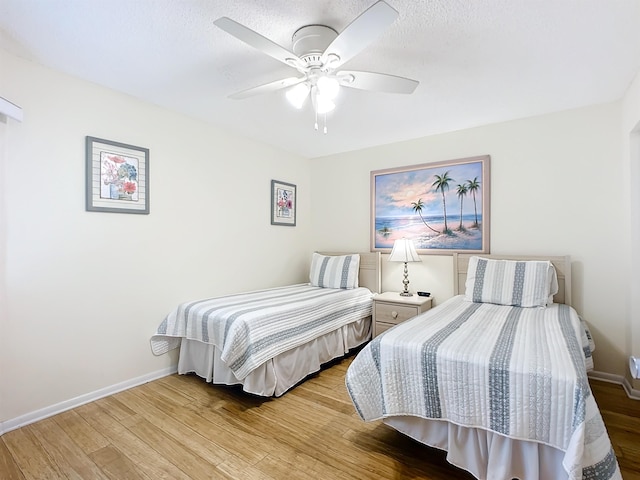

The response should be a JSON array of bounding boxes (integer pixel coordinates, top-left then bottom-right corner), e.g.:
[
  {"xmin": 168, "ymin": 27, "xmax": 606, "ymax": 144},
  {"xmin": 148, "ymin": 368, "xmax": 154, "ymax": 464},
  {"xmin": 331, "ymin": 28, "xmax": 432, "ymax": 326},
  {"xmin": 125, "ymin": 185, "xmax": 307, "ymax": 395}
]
[
  {"xmin": 411, "ymin": 199, "xmax": 439, "ymax": 233},
  {"xmin": 466, "ymin": 177, "xmax": 481, "ymax": 227},
  {"xmin": 379, "ymin": 226, "xmax": 392, "ymax": 238},
  {"xmin": 456, "ymin": 183, "xmax": 469, "ymax": 231},
  {"xmin": 432, "ymin": 171, "xmax": 453, "ymax": 234}
]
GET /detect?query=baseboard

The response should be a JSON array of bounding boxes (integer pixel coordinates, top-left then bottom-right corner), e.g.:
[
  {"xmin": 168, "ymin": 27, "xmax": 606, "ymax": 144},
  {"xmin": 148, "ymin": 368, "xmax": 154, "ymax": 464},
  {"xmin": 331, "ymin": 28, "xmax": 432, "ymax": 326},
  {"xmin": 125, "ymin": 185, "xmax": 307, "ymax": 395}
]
[
  {"xmin": 622, "ymin": 377, "xmax": 640, "ymax": 400},
  {"xmin": 588, "ymin": 370, "xmax": 640, "ymax": 400},
  {"xmin": 0, "ymin": 365, "xmax": 178, "ymax": 436}
]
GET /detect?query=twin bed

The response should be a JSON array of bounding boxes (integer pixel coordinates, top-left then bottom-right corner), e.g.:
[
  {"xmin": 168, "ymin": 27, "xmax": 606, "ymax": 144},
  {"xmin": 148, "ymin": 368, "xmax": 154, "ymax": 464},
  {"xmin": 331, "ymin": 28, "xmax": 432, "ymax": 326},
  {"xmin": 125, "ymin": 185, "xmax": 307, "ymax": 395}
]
[
  {"xmin": 346, "ymin": 253, "xmax": 620, "ymax": 480},
  {"xmin": 151, "ymin": 252, "xmax": 381, "ymax": 397},
  {"xmin": 150, "ymin": 251, "xmax": 620, "ymax": 479}
]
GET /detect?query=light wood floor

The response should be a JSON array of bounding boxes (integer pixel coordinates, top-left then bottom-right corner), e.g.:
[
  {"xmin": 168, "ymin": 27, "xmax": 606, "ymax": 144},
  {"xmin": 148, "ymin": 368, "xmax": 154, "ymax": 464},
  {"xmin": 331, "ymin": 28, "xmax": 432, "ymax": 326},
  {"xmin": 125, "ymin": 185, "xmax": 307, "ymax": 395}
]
[{"xmin": 1, "ymin": 355, "xmax": 639, "ymax": 479}]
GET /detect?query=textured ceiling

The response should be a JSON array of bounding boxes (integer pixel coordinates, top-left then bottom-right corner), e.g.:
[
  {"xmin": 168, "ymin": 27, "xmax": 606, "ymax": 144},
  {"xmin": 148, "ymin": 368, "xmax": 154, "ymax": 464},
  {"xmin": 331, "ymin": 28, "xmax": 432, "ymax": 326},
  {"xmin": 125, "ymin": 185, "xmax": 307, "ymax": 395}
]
[{"xmin": 1, "ymin": 1, "xmax": 639, "ymax": 158}]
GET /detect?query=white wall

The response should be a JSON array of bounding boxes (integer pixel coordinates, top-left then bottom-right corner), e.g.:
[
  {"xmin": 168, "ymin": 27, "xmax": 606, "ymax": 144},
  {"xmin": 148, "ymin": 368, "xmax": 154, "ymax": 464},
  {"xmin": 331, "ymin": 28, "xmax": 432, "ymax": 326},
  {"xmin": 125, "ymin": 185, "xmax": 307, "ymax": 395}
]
[
  {"xmin": 0, "ymin": 49, "xmax": 311, "ymax": 424},
  {"xmin": 0, "ymin": 114, "xmax": 9, "ymax": 429},
  {"xmin": 622, "ymin": 70, "xmax": 640, "ymax": 390},
  {"xmin": 311, "ymin": 102, "xmax": 629, "ymax": 377}
]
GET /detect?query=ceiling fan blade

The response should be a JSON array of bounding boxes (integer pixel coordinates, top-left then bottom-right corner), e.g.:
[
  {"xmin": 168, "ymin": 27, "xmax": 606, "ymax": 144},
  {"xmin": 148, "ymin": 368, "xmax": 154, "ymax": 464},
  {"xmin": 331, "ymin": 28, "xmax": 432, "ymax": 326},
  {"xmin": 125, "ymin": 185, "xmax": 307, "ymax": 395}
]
[
  {"xmin": 321, "ymin": 1, "xmax": 398, "ymax": 69},
  {"xmin": 228, "ymin": 76, "xmax": 306, "ymax": 100},
  {"xmin": 337, "ymin": 70, "xmax": 419, "ymax": 94},
  {"xmin": 214, "ymin": 17, "xmax": 305, "ymax": 70}
]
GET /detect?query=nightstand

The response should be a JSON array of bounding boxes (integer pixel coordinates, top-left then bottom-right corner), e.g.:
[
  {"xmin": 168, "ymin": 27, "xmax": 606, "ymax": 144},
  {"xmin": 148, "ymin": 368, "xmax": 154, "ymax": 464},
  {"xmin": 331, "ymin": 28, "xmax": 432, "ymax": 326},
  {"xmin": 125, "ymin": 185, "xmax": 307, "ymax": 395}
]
[{"xmin": 373, "ymin": 292, "xmax": 432, "ymax": 337}]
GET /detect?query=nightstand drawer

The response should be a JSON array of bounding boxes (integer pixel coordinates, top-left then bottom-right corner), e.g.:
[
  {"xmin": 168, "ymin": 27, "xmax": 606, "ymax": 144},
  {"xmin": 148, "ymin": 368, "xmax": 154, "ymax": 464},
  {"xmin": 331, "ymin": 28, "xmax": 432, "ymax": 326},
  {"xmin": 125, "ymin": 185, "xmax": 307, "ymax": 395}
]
[
  {"xmin": 375, "ymin": 321, "xmax": 398, "ymax": 336},
  {"xmin": 374, "ymin": 303, "xmax": 419, "ymax": 325}
]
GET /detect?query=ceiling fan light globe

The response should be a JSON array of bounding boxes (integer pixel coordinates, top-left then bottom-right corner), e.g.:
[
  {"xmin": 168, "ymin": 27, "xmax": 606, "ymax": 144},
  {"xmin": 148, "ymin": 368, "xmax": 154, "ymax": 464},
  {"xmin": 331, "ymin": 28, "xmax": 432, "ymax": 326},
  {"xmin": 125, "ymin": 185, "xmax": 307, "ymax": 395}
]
[
  {"xmin": 286, "ymin": 83, "xmax": 310, "ymax": 109},
  {"xmin": 317, "ymin": 76, "xmax": 340, "ymax": 100},
  {"xmin": 315, "ymin": 94, "xmax": 335, "ymax": 114}
]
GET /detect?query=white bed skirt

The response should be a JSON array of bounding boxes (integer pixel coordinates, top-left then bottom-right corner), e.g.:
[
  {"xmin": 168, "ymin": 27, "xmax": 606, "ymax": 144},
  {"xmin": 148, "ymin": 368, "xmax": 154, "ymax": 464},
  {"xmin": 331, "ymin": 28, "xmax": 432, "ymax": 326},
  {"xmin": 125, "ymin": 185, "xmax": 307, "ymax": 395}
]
[
  {"xmin": 384, "ymin": 416, "xmax": 568, "ymax": 480},
  {"xmin": 178, "ymin": 317, "xmax": 371, "ymax": 397}
]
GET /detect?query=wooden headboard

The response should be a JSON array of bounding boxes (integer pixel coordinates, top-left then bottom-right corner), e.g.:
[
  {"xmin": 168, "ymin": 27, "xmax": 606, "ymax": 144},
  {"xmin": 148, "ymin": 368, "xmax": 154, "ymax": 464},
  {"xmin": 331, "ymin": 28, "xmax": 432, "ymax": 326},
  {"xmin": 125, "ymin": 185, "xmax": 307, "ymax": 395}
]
[
  {"xmin": 317, "ymin": 251, "xmax": 381, "ymax": 294},
  {"xmin": 453, "ymin": 253, "xmax": 572, "ymax": 306}
]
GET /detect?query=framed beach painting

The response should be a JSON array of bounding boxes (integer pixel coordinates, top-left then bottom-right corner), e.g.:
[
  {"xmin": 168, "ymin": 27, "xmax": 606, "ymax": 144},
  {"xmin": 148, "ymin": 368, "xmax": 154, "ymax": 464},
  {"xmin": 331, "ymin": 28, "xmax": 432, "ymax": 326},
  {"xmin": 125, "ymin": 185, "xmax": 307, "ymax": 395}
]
[
  {"xmin": 86, "ymin": 136, "xmax": 149, "ymax": 214},
  {"xmin": 371, "ymin": 155, "xmax": 490, "ymax": 254},
  {"xmin": 271, "ymin": 179, "xmax": 296, "ymax": 226}
]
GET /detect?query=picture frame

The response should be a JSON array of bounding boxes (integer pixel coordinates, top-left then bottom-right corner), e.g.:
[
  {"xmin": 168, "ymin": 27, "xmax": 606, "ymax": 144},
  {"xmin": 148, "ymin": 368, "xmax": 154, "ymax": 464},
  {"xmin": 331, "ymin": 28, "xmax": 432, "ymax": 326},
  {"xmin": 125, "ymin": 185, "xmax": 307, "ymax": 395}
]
[
  {"xmin": 85, "ymin": 136, "xmax": 149, "ymax": 214},
  {"xmin": 371, "ymin": 155, "xmax": 490, "ymax": 254},
  {"xmin": 271, "ymin": 179, "xmax": 296, "ymax": 226}
]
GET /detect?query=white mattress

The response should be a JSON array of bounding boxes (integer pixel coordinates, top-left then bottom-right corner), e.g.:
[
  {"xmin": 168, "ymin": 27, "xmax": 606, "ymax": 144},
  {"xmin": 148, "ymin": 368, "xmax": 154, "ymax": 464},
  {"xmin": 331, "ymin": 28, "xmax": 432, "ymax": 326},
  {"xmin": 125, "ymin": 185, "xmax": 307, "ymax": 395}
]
[{"xmin": 178, "ymin": 317, "xmax": 371, "ymax": 396}]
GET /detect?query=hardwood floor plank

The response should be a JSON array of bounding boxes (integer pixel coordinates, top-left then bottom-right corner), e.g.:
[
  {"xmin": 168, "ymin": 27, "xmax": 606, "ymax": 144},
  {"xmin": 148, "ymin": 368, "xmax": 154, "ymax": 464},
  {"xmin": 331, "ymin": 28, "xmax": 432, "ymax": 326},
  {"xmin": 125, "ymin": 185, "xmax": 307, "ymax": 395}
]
[
  {"xmin": 180, "ymin": 401, "xmax": 276, "ymax": 465},
  {"xmin": 118, "ymin": 388, "xmax": 230, "ymax": 466},
  {"xmin": 26, "ymin": 417, "xmax": 109, "ymax": 480},
  {"xmin": 591, "ymin": 380, "xmax": 640, "ymax": 417},
  {"xmin": 215, "ymin": 457, "xmax": 277, "ymax": 480},
  {"xmin": 294, "ymin": 381, "xmax": 359, "ymax": 415},
  {"xmin": 53, "ymin": 410, "xmax": 110, "ymax": 455},
  {"xmin": 131, "ymin": 385, "xmax": 275, "ymax": 466},
  {"xmin": 96, "ymin": 394, "xmax": 138, "ymax": 422},
  {"xmin": 0, "ymin": 440, "xmax": 26, "ymax": 480},
  {"xmin": 75, "ymin": 402, "xmax": 193, "ymax": 480},
  {"xmin": 141, "ymin": 376, "xmax": 198, "ymax": 407},
  {"xmin": 2, "ymin": 427, "xmax": 65, "ymax": 479},
  {"xmin": 343, "ymin": 423, "xmax": 475, "ymax": 479},
  {"xmin": 88, "ymin": 445, "xmax": 152, "ymax": 480},
  {"xmin": 126, "ymin": 418, "xmax": 222, "ymax": 480},
  {"xmin": 254, "ymin": 452, "xmax": 333, "ymax": 480}
]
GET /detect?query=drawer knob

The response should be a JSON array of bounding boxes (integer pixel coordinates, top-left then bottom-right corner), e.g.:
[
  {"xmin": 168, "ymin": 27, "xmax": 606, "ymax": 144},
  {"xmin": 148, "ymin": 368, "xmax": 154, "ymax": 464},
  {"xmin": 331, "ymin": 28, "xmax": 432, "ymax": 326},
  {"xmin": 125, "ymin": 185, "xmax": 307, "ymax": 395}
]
[{"xmin": 391, "ymin": 310, "xmax": 398, "ymax": 319}]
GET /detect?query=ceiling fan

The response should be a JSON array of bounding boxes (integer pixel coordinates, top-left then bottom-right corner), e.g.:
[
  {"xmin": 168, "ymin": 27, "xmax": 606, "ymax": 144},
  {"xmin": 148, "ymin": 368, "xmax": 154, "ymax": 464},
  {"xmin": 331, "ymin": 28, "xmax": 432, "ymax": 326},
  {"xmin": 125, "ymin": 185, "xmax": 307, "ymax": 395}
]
[{"xmin": 214, "ymin": 0, "xmax": 419, "ymax": 133}]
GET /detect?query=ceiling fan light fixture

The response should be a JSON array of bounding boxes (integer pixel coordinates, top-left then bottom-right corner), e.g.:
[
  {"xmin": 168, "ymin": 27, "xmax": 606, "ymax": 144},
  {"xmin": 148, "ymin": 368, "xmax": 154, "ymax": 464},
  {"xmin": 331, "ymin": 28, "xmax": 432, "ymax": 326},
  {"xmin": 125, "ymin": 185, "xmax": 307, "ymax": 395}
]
[
  {"xmin": 214, "ymin": 1, "xmax": 419, "ymax": 134},
  {"xmin": 317, "ymin": 76, "xmax": 340, "ymax": 100},
  {"xmin": 286, "ymin": 82, "xmax": 310, "ymax": 109},
  {"xmin": 314, "ymin": 92, "xmax": 335, "ymax": 114}
]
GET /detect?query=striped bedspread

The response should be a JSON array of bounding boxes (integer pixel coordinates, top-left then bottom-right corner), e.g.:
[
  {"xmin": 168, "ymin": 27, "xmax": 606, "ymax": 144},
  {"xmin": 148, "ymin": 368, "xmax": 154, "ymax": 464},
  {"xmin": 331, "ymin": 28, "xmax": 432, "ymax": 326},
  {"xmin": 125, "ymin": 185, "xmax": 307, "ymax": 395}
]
[
  {"xmin": 346, "ymin": 295, "xmax": 620, "ymax": 480},
  {"xmin": 151, "ymin": 284, "xmax": 373, "ymax": 379}
]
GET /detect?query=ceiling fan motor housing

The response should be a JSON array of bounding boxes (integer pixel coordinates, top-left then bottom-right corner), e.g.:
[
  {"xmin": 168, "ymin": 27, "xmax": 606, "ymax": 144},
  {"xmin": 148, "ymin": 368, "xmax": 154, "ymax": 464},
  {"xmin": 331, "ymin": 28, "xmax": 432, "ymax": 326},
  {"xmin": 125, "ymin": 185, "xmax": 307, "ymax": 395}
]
[{"xmin": 291, "ymin": 25, "xmax": 338, "ymax": 67}]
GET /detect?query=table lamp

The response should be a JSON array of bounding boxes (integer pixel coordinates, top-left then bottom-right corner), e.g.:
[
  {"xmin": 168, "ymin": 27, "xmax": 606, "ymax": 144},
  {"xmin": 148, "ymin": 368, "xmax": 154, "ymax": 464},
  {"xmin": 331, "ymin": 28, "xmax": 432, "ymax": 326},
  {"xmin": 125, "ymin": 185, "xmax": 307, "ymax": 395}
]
[{"xmin": 388, "ymin": 238, "xmax": 422, "ymax": 296}]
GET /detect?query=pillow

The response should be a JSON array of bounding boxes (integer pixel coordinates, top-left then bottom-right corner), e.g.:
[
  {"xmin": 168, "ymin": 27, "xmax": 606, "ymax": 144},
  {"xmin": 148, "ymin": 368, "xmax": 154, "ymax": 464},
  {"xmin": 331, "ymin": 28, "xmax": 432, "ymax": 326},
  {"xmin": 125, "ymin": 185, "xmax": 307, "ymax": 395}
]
[
  {"xmin": 309, "ymin": 253, "xmax": 360, "ymax": 289},
  {"xmin": 464, "ymin": 256, "xmax": 556, "ymax": 307}
]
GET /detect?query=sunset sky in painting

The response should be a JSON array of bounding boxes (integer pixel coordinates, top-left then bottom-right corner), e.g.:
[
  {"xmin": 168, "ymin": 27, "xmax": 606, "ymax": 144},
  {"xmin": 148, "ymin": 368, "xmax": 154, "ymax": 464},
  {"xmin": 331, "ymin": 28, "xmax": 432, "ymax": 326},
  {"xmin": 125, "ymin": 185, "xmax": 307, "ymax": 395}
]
[{"xmin": 374, "ymin": 160, "xmax": 484, "ymax": 218}]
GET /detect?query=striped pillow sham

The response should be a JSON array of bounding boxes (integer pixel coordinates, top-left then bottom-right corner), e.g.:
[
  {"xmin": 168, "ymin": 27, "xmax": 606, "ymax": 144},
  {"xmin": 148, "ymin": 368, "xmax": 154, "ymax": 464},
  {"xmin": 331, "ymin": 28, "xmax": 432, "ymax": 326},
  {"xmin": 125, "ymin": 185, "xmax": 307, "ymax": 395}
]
[
  {"xmin": 309, "ymin": 253, "xmax": 360, "ymax": 289},
  {"xmin": 464, "ymin": 256, "xmax": 557, "ymax": 307}
]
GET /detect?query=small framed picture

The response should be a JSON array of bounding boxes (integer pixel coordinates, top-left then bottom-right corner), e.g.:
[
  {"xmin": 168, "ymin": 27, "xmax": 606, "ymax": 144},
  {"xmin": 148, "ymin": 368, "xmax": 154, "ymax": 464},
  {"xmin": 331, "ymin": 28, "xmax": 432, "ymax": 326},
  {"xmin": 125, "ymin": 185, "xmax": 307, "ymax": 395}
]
[
  {"xmin": 271, "ymin": 179, "xmax": 296, "ymax": 226},
  {"xmin": 86, "ymin": 136, "xmax": 149, "ymax": 214}
]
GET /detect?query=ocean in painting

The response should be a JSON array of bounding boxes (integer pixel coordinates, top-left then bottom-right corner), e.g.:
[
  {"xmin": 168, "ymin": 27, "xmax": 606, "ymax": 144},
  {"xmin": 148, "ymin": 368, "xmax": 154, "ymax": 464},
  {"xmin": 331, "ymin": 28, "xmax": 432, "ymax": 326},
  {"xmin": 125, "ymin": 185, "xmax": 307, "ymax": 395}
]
[{"xmin": 375, "ymin": 213, "xmax": 483, "ymax": 250}]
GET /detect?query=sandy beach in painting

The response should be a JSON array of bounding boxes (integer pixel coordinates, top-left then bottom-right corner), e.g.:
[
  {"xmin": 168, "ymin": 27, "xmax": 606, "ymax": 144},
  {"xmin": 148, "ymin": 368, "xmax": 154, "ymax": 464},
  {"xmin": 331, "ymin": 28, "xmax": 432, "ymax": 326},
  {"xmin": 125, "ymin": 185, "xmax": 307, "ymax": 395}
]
[{"xmin": 375, "ymin": 214, "xmax": 483, "ymax": 250}]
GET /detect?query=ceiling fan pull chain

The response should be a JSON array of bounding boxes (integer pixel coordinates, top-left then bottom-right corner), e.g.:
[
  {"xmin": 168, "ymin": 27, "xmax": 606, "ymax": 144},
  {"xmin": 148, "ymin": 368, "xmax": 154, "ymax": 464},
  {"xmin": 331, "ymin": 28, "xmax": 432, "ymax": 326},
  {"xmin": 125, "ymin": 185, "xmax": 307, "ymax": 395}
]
[
  {"xmin": 324, "ymin": 114, "xmax": 328, "ymax": 134},
  {"xmin": 314, "ymin": 108, "xmax": 319, "ymax": 131}
]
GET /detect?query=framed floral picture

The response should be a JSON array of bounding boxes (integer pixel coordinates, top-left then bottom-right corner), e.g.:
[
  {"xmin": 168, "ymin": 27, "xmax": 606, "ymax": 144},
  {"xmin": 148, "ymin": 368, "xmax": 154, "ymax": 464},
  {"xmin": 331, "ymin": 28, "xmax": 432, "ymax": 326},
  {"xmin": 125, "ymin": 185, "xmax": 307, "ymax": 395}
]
[
  {"xmin": 271, "ymin": 179, "xmax": 296, "ymax": 226},
  {"xmin": 85, "ymin": 136, "xmax": 149, "ymax": 214},
  {"xmin": 371, "ymin": 155, "xmax": 490, "ymax": 254}
]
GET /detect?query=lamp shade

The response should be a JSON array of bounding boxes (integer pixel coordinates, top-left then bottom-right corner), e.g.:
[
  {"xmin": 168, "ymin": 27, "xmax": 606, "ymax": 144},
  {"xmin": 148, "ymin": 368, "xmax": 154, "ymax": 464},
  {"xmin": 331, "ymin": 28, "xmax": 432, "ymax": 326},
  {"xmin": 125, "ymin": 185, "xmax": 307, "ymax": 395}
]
[
  {"xmin": 286, "ymin": 83, "xmax": 310, "ymax": 109},
  {"xmin": 312, "ymin": 86, "xmax": 336, "ymax": 114},
  {"xmin": 317, "ymin": 76, "xmax": 340, "ymax": 100},
  {"xmin": 388, "ymin": 238, "xmax": 421, "ymax": 263}
]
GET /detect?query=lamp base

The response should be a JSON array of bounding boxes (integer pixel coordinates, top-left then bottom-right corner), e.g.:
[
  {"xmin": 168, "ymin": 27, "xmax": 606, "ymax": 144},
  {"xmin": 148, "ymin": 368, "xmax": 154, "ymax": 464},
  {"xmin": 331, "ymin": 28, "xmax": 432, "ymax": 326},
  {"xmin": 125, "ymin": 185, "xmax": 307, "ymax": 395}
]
[{"xmin": 399, "ymin": 262, "xmax": 413, "ymax": 296}]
